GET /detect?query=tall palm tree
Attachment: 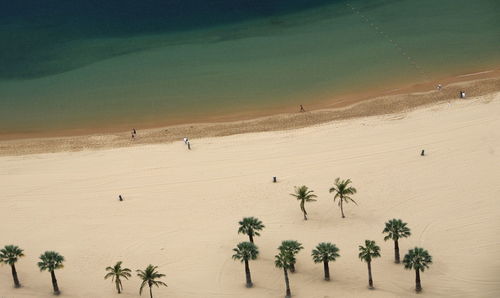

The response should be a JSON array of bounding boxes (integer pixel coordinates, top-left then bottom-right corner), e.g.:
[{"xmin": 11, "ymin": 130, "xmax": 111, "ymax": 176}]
[
  {"xmin": 311, "ymin": 242, "xmax": 340, "ymax": 281},
  {"xmin": 275, "ymin": 251, "xmax": 293, "ymax": 298},
  {"xmin": 0, "ymin": 245, "xmax": 24, "ymax": 288},
  {"xmin": 358, "ymin": 240, "xmax": 381, "ymax": 289},
  {"xmin": 136, "ymin": 265, "xmax": 167, "ymax": 298},
  {"xmin": 279, "ymin": 240, "xmax": 303, "ymax": 273},
  {"xmin": 232, "ymin": 242, "xmax": 259, "ymax": 288},
  {"xmin": 37, "ymin": 251, "xmax": 64, "ymax": 295},
  {"xmin": 403, "ymin": 247, "xmax": 432, "ymax": 292},
  {"xmin": 382, "ymin": 219, "xmax": 411, "ymax": 263},
  {"xmin": 329, "ymin": 178, "xmax": 357, "ymax": 218},
  {"xmin": 104, "ymin": 261, "xmax": 132, "ymax": 294},
  {"xmin": 238, "ymin": 217, "xmax": 265, "ymax": 243},
  {"xmin": 290, "ymin": 185, "xmax": 317, "ymax": 220}
]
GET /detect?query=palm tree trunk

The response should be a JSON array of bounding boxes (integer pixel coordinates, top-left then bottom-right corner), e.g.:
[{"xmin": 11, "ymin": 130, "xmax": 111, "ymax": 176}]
[
  {"xmin": 50, "ymin": 270, "xmax": 60, "ymax": 294},
  {"xmin": 301, "ymin": 200, "xmax": 307, "ymax": 220},
  {"xmin": 149, "ymin": 284, "xmax": 153, "ymax": 298},
  {"xmin": 11, "ymin": 264, "xmax": 20, "ymax": 288},
  {"xmin": 116, "ymin": 279, "xmax": 121, "ymax": 294},
  {"xmin": 283, "ymin": 268, "xmax": 291, "ymax": 298},
  {"xmin": 394, "ymin": 239, "xmax": 400, "ymax": 263},
  {"xmin": 323, "ymin": 260, "xmax": 330, "ymax": 281},
  {"xmin": 340, "ymin": 200, "xmax": 345, "ymax": 218},
  {"xmin": 367, "ymin": 261, "xmax": 373, "ymax": 289},
  {"xmin": 244, "ymin": 259, "xmax": 253, "ymax": 287},
  {"xmin": 415, "ymin": 269, "xmax": 422, "ymax": 292},
  {"xmin": 290, "ymin": 262, "xmax": 296, "ymax": 273},
  {"xmin": 248, "ymin": 233, "xmax": 254, "ymax": 243}
]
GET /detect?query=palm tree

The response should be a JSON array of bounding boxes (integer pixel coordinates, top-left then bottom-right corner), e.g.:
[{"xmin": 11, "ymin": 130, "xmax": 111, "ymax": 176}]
[
  {"xmin": 238, "ymin": 217, "xmax": 265, "ymax": 243},
  {"xmin": 37, "ymin": 251, "xmax": 64, "ymax": 295},
  {"xmin": 382, "ymin": 219, "xmax": 411, "ymax": 263},
  {"xmin": 232, "ymin": 242, "xmax": 259, "ymax": 288},
  {"xmin": 275, "ymin": 251, "xmax": 293, "ymax": 298},
  {"xmin": 403, "ymin": 247, "xmax": 432, "ymax": 292},
  {"xmin": 358, "ymin": 240, "xmax": 381, "ymax": 289},
  {"xmin": 105, "ymin": 261, "xmax": 132, "ymax": 294},
  {"xmin": 329, "ymin": 178, "xmax": 357, "ymax": 218},
  {"xmin": 290, "ymin": 185, "xmax": 317, "ymax": 220},
  {"xmin": 0, "ymin": 245, "xmax": 24, "ymax": 288},
  {"xmin": 137, "ymin": 265, "xmax": 167, "ymax": 298},
  {"xmin": 279, "ymin": 240, "xmax": 303, "ymax": 273},
  {"xmin": 311, "ymin": 242, "xmax": 340, "ymax": 281}
]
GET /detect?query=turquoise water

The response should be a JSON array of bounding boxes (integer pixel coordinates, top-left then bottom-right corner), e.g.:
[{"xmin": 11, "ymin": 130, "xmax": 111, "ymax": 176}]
[{"xmin": 1, "ymin": 0, "xmax": 499, "ymax": 136}]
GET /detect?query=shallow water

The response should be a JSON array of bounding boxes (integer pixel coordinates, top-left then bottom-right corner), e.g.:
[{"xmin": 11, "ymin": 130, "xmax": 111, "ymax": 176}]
[{"xmin": 0, "ymin": 0, "xmax": 499, "ymax": 135}]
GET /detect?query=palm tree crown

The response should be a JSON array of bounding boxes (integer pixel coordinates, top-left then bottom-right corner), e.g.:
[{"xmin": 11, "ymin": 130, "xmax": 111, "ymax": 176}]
[
  {"xmin": 232, "ymin": 242, "xmax": 259, "ymax": 262},
  {"xmin": 279, "ymin": 240, "xmax": 303, "ymax": 272},
  {"xmin": 105, "ymin": 261, "xmax": 132, "ymax": 294},
  {"xmin": 38, "ymin": 251, "xmax": 64, "ymax": 272},
  {"xmin": 403, "ymin": 247, "xmax": 432, "ymax": 271},
  {"xmin": 290, "ymin": 185, "xmax": 317, "ymax": 220},
  {"xmin": 0, "ymin": 245, "xmax": 24, "ymax": 265},
  {"xmin": 383, "ymin": 219, "xmax": 411, "ymax": 241},
  {"xmin": 238, "ymin": 217, "xmax": 265, "ymax": 243},
  {"xmin": 329, "ymin": 178, "xmax": 357, "ymax": 218},
  {"xmin": 358, "ymin": 240, "xmax": 381, "ymax": 262},
  {"xmin": 312, "ymin": 242, "xmax": 340, "ymax": 263},
  {"xmin": 136, "ymin": 265, "xmax": 167, "ymax": 296}
]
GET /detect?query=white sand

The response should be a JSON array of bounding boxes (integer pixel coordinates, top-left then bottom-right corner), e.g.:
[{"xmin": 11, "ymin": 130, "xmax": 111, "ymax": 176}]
[{"xmin": 1, "ymin": 93, "xmax": 499, "ymax": 298}]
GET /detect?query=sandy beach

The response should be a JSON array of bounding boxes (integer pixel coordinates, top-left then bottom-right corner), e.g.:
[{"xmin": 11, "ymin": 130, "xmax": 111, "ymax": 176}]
[{"xmin": 1, "ymin": 89, "xmax": 499, "ymax": 297}]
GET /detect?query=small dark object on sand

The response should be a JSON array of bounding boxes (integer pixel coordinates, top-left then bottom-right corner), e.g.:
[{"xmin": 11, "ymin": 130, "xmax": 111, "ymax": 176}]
[
  {"xmin": 119, "ymin": 195, "xmax": 123, "ymax": 201},
  {"xmin": 187, "ymin": 141, "xmax": 191, "ymax": 150},
  {"xmin": 421, "ymin": 150, "xmax": 425, "ymax": 156},
  {"xmin": 273, "ymin": 176, "xmax": 277, "ymax": 183}
]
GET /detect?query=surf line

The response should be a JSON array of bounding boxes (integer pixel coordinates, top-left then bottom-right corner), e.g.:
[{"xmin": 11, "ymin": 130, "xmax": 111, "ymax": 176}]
[{"xmin": 345, "ymin": 2, "xmax": 430, "ymax": 82}]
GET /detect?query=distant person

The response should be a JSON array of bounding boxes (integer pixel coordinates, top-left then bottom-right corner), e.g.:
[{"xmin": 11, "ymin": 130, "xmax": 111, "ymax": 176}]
[
  {"xmin": 133, "ymin": 128, "xmax": 136, "ymax": 135},
  {"xmin": 183, "ymin": 137, "xmax": 188, "ymax": 144},
  {"xmin": 119, "ymin": 195, "xmax": 123, "ymax": 201},
  {"xmin": 421, "ymin": 150, "xmax": 425, "ymax": 156},
  {"xmin": 300, "ymin": 105, "xmax": 305, "ymax": 112},
  {"xmin": 187, "ymin": 141, "xmax": 191, "ymax": 150},
  {"xmin": 461, "ymin": 91, "xmax": 466, "ymax": 98},
  {"xmin": 131, "ymin": 133, "xmax": 135, "ymax": 139},
  {"xmin": 437, "ymin": 84, "xmax": 442, "ymax": 90}
]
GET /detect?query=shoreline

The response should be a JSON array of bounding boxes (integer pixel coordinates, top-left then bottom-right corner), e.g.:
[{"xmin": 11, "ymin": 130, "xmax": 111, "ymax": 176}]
[{"xmin": 1, "ymin": 73, "xmax": 499, "ymax": 156}]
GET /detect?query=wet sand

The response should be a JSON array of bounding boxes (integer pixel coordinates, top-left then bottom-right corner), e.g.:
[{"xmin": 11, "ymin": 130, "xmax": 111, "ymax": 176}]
[{"xmin": 1, "ymin": 72, "xmax": 499, "ymax": 156}]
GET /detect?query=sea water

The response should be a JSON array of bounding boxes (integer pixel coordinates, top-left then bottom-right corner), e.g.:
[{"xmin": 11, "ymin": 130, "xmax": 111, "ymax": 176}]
[{"xmin": 0, "ymin": 0, "xmax": 499, "ymax": 136}]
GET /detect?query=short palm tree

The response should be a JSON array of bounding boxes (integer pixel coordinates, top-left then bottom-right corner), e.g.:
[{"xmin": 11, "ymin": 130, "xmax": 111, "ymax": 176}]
[
  {"xmin": 275, "ymin": 251, "xmax": 293, "ymax": 298},
  {"xmin": 105, "ymin": 261, "xmax": 132, "ymax": 294},
  {"xmin": 137, "ymin": 265, "xmax": 167, "ymax": 298},
  {"xmin": 37, "ymin": 251, "xmax": 64, "ymax": 295},
  {"xmin": 329, "ymin": 178, "xmax": 357, "ymax": 218},
  {"xmin": 232, "ymin": 242, "xmax": 259, "ymax": 288},
  {"xmin": 238, "ymin": 217, "xmax": 265, "ymax": 243},
  {"xmin": 290, "ymin": 185, "xmax": 317, "ymax": 220},
  {"xmin": 0, "ymin": 245, "xmax": 24, "ymax": 288},
  {"xmin": 403, "ymin": 247, "xmax": 432, "ymax": 292},
  {"xmin": 279, "ymin": 240, "xmax": 303, "ymax": 273},
  {"xmin": 358, "ymin": 240, "xmax": 381, "ymax": 289},
  {"xmin": 311, "ymin": 242, "xmax": 340, "ymax": 281},
  {"xmin": 383, "ymin": 219, "xmax": 411, "ymax": 263}
]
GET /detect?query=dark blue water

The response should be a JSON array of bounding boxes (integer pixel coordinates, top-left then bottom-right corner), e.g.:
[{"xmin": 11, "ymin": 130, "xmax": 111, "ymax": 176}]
[{"xmin": 0, "ymin": 0, "xmax": 342, "ymax": 79}]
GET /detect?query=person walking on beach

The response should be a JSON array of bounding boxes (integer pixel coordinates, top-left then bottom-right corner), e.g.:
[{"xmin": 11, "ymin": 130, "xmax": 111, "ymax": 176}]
[
  {"xmin": 119, "ymin": 195, "xmax": 123, "ymax": 201},
  {"xmin": 300, "ymin": 105, "xmax": 305, "ymax": 112},
  {"xmin": 183, "ymin": 137, "xmax": 188, "ymax": 144},
  {"xmin": 187, "ymin": 141, "xmax": 191, "ymax": 150},
  {"xmin": 132, "ymin": 128, "xmax": 136, "ymax": 135}
]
